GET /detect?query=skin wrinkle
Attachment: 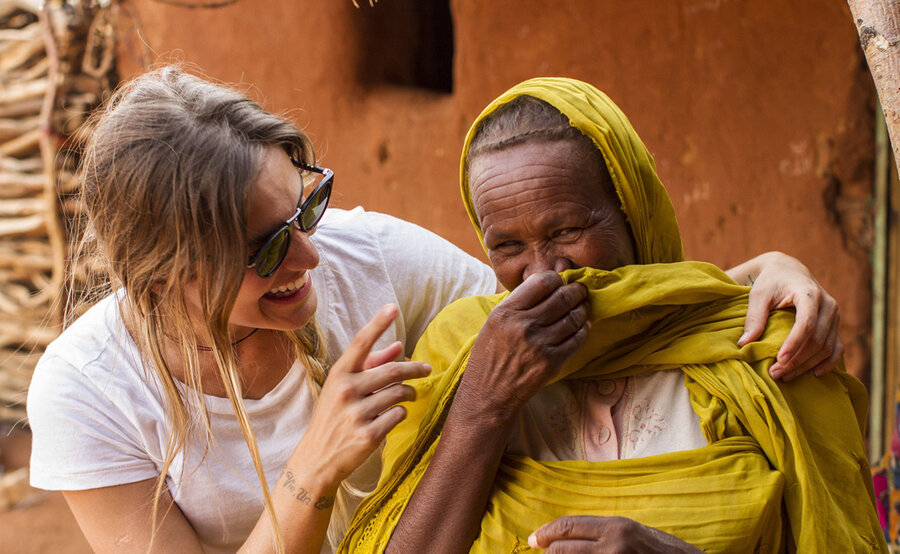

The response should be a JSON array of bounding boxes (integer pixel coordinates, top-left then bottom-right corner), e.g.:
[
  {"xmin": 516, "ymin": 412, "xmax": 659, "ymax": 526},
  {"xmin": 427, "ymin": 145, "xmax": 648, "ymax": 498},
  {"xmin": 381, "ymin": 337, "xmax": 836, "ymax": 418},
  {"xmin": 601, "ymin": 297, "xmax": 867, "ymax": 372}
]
[{"xmin": 469, "ymin": 139, "xmax": 636, "ymax": 290}]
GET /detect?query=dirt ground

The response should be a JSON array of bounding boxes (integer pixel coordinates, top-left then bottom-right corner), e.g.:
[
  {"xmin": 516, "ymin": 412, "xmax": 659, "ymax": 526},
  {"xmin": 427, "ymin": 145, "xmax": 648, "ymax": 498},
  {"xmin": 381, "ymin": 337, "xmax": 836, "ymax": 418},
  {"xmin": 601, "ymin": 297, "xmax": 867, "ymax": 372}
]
[{"xmin": 0, "ymin": 427, "xmax": 91, "ymax": 554}]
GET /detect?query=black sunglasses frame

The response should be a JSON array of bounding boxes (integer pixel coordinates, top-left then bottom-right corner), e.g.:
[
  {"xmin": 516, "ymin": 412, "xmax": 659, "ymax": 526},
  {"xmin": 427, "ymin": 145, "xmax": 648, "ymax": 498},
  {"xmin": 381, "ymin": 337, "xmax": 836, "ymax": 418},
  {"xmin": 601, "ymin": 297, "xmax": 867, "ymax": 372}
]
[{"xmin": 246, "ymin": 160, "xmax": 334, "ymax": 278}]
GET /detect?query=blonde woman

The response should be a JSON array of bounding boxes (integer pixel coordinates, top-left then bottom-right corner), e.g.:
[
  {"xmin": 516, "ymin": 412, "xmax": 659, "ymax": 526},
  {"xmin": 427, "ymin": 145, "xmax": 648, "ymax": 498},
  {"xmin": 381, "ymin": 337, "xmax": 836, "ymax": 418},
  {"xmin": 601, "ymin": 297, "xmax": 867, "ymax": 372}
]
[{"xmin": 27, "ymin": 67, "xmax": 841, "ymax": 554}]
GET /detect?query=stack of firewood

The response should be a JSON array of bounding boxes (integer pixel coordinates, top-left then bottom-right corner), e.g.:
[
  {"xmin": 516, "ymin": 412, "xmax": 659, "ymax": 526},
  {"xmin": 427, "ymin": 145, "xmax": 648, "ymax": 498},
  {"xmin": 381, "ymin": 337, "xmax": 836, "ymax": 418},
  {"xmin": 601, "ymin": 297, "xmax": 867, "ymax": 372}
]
[{"xmin": 0, "ymin": 0, "xmax": 119, "ymax": 423}]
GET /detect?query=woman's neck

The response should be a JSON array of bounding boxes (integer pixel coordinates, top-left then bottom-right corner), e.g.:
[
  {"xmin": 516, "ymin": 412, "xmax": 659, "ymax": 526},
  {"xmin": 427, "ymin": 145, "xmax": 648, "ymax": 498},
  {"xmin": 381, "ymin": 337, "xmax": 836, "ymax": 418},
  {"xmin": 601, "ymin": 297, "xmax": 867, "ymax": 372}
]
[
  {"xmin": 121, "ymin": 300, "xmax": 296, "ymax": 399},
  {"xmin": 171, "ymin": 329, "xmax": 295, "ymax": 399}
]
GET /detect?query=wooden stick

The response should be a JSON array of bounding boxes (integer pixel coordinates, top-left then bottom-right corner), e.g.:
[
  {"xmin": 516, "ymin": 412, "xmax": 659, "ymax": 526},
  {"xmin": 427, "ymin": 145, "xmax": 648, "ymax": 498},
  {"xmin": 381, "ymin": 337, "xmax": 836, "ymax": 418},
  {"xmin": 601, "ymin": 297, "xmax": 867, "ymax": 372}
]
[
  {"xmin": 0, "ymin": 155, "xmax": 41, "ymax": 172},
  {"xmin": 0, "ymin": 214, "xmax": 43, "ymax": 236},
  {"xmin": 0, "ymin": 319, "xmax": 58, "ymax": 348},
  {"xmin": 0, "ymin": 184, "xmax": 44, "ymax": 198},
  {"xmin": 0, "ymin": 116, "xmax": 39, "ymax": 141},
  {"xmin": 0, "ymin": 197, "xmax": 43, "ymax": 215},
  {"xmin": 0, "ymin": 170, "xmax": 43, "ymax": 187},
  {"xmin": 0, "ymin": 77, "xmax": 48, "ymax": 105},
  {"xmin": 0, "ymin": 29, "xmax": 43, "ymax": 73},
  {"xmin": 35, "ymin": 4, "xmax": 65, "ymax": 317},
  {"xmin": 0, "ymin": 252, "xmax": 54, "ymax": 270},
  {"xmin": 0, "ymin": 117, "xmax": 40, "ymax": 133},
  {"xmin": 0, "ymin": 1, "xmax": 42, "ymax": 17},
  {"xmin": 0, "ymin": 21, "xmax": 38, "ymax": 41},
  {"xmin": 17, "ymin": 54, "xmax": 48, "ymax": 81},
  {"xmin": 847, "ymin": 0, "xmax": 900, "ymax": 175},
  {"xmin": 0, "ymin": 98, "xmax": 42, "ymax": 118},
  {"xmin": 0, "ymin": 128, "xmax": 38, "ymax": 157}
]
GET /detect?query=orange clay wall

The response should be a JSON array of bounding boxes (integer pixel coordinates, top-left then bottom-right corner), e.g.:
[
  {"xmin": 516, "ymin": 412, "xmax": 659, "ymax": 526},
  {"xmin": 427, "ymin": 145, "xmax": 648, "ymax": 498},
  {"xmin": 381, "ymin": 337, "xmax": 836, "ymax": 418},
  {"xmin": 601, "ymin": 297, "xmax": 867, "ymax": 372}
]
[{"xmin": 119, "ymin": 0, "xmax": 875, "ymax": 378}]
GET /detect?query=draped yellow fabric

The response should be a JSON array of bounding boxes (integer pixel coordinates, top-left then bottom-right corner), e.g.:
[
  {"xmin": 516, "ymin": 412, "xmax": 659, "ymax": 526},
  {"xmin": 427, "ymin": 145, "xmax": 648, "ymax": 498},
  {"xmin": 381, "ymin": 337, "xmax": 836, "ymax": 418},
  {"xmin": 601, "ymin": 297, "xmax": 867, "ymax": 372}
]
[{"xmin": 339, "ymin": 78, "xmax": 885, "ymax": 553}]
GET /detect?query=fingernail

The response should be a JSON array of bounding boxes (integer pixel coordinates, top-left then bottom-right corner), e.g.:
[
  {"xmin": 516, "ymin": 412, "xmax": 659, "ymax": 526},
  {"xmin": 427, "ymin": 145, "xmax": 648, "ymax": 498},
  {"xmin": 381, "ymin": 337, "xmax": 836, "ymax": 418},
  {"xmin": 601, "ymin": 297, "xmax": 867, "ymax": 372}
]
[
  {"xmin": 813, "ymin": 367, "xmax": 825, "ymax": 377},
  {"xmin": 770, "ymin": 366, "xmax": 783, "ymax": 379},
  {"xmin": 528, "ymin": 534, "xmax": 538, "ymax": 549},
  {"xmin": 778, "ymin": 351, "xmax": 792, "ymax": 363},
  {"xmin": 423, "ymin": 364, "xmax": 432, "ymax": 374},
  {"xmin": 380, "ymin": 304, "xmax": 397, "ymax": 318},
  {"xmin": 738, "ymin": 333, "xmax": 749, "ymax": 346}
]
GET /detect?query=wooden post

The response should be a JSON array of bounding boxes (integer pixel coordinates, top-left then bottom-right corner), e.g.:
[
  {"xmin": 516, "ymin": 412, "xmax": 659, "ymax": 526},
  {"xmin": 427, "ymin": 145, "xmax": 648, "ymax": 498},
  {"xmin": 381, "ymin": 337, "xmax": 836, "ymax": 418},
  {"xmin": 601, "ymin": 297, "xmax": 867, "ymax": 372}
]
[
  {"xmin": 35, "ymin": 5, "xmax": 65, "ymax": 316},
  {"xmin": 848, "ymin": 0, "xmax": 900, "ymax": 174},
  {"xmin": 848, "ymin": 0, "xmax": 900, "ymax": 462}
]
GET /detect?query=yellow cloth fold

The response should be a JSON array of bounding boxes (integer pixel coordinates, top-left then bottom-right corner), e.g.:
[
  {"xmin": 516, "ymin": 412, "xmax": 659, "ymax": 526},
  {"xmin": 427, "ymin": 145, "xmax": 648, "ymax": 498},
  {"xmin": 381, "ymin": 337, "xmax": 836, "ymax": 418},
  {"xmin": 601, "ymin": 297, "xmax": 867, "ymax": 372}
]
[
  {"xmin": 340, "ymin": 77, "xmax": 885, "ymax": 552},
  {"xmin": 341, "ymin": 264, "xmax": 882, "ymax": 552}
]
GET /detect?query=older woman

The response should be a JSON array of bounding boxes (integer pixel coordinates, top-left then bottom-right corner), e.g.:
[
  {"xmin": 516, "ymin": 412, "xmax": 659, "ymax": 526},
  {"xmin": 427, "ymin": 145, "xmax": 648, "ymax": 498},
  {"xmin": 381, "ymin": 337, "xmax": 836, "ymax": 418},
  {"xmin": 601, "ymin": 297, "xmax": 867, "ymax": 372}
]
[{"xmin": 340, "ymin": 79, "xmax": 884, "ymax": 553}]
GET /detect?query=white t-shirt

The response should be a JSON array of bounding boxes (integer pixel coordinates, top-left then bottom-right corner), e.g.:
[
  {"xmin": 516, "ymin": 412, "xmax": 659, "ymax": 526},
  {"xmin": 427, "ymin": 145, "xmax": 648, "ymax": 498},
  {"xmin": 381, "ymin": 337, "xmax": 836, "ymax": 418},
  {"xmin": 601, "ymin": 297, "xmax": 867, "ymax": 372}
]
[{"xmin": 27, "ymin": 207, "xmax": 496, "ymax": 553}]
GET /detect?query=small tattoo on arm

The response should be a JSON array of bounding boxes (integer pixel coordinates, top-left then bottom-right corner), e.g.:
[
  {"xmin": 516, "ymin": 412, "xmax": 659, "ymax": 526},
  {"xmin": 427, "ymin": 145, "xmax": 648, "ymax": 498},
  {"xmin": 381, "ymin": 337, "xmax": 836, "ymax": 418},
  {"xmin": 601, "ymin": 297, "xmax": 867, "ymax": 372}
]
[
  {"xmin": 747, "ymin": 273, "xmax": 755, "ymax": 285},
  {"xmin": 280, "ymin": 470, "xmax": 334, "ymax": 509},
  {"xmin": 282, "ymin": 470, "xmax": 296, "ymax": 493},
  {"xmin": 314, "ymin": 496, "xmax": 335, "ymax": 510}
]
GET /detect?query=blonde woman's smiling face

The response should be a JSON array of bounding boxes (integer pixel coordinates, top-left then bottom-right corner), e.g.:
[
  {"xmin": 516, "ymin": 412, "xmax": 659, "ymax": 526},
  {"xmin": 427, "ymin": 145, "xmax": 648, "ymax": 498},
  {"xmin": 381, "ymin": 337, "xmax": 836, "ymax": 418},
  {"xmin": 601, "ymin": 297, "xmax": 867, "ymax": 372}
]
[
  {"xmin": 182, "ymin": 146, "xmax": 321, "ymax": 339},
  {"xmin": 469, "ymin": 139, "xmax": 636, "ymax": 291}
]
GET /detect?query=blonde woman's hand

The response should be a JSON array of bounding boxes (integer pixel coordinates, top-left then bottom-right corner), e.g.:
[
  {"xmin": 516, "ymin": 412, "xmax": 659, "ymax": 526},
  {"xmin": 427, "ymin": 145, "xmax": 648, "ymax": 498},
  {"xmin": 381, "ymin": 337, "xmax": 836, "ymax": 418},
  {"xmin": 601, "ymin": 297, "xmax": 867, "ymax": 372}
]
[
  {"xmin": 298, "ymin": 304, "xmax": 430, "ymax": 484},
  {"xmin": 730, "ymin": 252, "xmax": 842, "ymax": 381}
]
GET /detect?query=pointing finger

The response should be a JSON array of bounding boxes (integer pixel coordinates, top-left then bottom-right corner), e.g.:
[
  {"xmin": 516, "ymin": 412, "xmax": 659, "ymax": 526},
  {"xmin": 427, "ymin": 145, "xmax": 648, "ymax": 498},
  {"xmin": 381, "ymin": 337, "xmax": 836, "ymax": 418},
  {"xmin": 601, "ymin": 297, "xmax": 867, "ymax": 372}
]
[{"xmin": 335, "ymin": 304, "xmax": 399, "ymax": 374}]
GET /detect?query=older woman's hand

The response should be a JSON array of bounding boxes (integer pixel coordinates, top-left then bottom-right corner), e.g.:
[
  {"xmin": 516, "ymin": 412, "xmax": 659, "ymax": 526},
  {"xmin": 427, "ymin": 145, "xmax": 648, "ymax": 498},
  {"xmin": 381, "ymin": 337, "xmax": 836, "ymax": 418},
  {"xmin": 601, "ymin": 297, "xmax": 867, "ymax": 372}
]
[
  {"xmin": 460, "ymin": 272, "xmax": 590, "ymax": 418},
  {"xmin": 528, "ymin": 516, "xmax": 703, "ymax": 553},
  {"xmin": 727, "ymin": 251, "xmax": 842, "ymax": 382}
]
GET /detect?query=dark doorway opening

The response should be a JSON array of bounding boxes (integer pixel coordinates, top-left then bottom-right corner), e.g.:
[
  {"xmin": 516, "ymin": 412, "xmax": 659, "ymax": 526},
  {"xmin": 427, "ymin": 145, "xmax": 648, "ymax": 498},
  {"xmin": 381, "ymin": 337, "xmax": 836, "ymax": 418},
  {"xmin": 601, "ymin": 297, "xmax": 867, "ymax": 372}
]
[{"xmin": 353, "ymin": 0, "xmax": 454, "ymax": 94}]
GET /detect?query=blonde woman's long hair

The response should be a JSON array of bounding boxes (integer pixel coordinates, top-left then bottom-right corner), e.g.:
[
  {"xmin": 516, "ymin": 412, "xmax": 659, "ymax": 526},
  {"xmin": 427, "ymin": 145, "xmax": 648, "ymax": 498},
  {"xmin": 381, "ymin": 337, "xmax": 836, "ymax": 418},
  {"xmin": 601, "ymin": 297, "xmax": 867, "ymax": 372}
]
[{"xmin": 74, "ymin": 66, "xmax": 337, "ymax": 552}]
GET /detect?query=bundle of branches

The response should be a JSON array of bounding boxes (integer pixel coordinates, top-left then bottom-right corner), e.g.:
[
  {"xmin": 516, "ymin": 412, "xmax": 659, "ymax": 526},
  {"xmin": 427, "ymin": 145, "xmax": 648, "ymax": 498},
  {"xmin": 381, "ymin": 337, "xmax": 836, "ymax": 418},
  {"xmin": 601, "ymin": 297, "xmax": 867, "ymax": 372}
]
[{"xmin": 0, "ymin": 0, "xmax": 119, "ymax": 423}]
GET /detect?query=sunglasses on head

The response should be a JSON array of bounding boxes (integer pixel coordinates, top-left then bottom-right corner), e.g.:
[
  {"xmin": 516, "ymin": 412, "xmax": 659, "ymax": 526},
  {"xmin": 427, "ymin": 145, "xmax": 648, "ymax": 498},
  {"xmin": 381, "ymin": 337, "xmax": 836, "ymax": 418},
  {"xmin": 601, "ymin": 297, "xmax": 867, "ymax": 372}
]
[{"xmin": 246, "ymin": 159, "xmax": 334, "ymax": 278}]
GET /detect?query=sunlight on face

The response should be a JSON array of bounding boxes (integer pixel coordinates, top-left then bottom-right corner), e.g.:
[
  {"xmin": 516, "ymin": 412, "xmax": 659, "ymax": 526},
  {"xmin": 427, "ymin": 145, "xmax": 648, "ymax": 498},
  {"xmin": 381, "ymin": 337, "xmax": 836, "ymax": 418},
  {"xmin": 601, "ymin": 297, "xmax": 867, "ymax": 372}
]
[
  {"xmin": 469, "ymin": 139, "xmax": 636, "ymax": 291},
  {"xmin": 183, "ymin": 146, "xmax": 321, "ymax": 338}
]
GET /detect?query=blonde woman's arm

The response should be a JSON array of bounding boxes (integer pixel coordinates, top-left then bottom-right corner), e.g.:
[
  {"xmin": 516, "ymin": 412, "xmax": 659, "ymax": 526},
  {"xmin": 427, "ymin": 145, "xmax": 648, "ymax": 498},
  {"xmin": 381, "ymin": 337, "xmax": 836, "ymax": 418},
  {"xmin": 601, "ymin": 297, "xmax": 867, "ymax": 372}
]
[
  {"xmin": 63, "ymin": 480, "xmax": 204, "ymax": 553},
  {"xmin": 62, "ymin": 460, "xmax": 341, "ymax": 554},
  {"xmin": 63, "ymin": 305, "xmax": 428, "ymax": 554}
]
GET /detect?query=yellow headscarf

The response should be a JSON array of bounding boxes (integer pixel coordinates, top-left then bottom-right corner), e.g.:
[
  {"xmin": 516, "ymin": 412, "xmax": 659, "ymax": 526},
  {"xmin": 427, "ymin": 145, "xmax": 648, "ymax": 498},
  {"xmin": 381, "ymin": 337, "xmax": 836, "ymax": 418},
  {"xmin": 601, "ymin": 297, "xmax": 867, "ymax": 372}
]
[
  {"xmin": 340, "ymin": 78, "xmax": 885, "ymax": 553},
  {"xmin": 460, "ymin": 77, "xmax": 684, "ymax": 266}
]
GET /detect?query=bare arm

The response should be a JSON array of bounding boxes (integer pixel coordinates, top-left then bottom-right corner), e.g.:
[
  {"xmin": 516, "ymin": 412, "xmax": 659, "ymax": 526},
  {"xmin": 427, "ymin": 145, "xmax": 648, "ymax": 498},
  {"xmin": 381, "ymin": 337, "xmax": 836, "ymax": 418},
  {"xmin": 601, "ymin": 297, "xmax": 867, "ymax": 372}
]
[
  {"xmin": 386, "ymin": 273, "xmax": 591, "ymax": 553},
  {"xmin": 64, "ymin": 305, "xmax": 429, "ymax": 554},
  {"xmin": 725, "ymin": 251, "xmax": 842, "ymax": 380},
  {"xmin": 63, "ymin": 446, "xmax": 344, "ymax": 554},
  {"xmin": 64, "ymin": 480, "xmax": 204, "ymax": 553},
  {"xmin": 385, "ymin": 381, "xmax": 517, "ymax": 553}
]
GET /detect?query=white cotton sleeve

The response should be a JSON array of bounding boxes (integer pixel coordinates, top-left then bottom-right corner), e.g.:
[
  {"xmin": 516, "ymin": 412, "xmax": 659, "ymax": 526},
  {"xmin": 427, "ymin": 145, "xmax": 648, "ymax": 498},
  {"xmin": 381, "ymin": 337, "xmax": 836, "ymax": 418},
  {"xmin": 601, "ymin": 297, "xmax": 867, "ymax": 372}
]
[
  {"xmin": 27, "ymin": 352, "xmax": 161, "ymax": 491},
  {"xmin": 364, "ymin": 212, "xmax": 497, "ymax": 353}
]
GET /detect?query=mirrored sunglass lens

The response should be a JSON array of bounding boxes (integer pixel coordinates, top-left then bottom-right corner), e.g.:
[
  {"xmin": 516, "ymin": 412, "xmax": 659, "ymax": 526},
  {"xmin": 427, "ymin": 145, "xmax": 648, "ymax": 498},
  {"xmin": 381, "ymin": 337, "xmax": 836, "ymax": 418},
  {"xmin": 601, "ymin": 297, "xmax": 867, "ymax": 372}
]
[
  {"xmin": 300, "ymin": 185, "xmax": 331, "ymax": 230},
  {"xmin": 256, "ymin": 228, "xmax": 290, "ymax": 276}
]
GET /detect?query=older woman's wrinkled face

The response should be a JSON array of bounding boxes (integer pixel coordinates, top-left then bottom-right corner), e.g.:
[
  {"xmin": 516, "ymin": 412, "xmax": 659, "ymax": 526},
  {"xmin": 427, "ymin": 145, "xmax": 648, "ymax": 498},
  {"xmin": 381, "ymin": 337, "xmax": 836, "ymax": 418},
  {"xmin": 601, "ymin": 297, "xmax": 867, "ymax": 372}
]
[{"xmin": 470, "ymin": 139, "xmax": 637, "ymax": 291}]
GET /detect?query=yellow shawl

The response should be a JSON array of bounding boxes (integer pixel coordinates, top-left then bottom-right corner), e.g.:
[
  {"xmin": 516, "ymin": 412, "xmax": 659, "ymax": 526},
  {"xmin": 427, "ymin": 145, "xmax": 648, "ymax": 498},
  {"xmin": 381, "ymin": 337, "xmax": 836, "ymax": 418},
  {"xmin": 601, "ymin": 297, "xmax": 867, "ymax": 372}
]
[{"xmin": 340, "ymin": 78, "xmax": 885, "ymax": 553}]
